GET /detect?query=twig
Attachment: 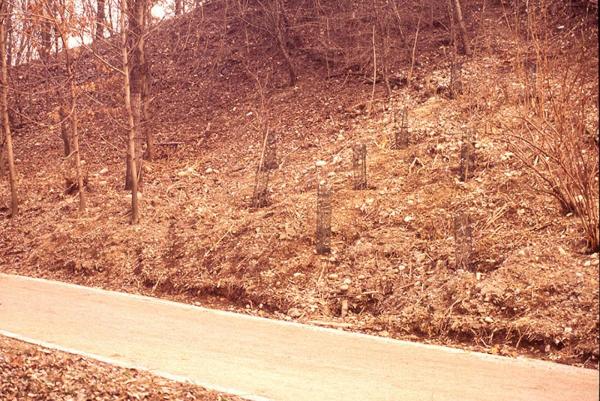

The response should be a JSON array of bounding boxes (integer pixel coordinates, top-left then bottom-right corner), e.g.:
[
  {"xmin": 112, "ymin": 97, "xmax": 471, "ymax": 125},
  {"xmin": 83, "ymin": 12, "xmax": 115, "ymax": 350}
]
[{"xmin": 407, "ymin": 9, "xmax": 422, "ymax": 85}]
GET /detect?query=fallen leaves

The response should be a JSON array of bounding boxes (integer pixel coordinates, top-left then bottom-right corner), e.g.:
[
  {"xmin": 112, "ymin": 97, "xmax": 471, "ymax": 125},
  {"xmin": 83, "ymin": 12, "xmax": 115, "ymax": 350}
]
[{"xmin": 0, "ymin": 337, "xmax": 241, "ymax": 401}]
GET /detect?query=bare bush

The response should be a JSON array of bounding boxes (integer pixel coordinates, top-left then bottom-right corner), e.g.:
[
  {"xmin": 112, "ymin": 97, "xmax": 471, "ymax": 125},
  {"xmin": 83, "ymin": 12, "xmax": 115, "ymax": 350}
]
[
  {"xmin": 506, "ymin": 0, "xmax": 599, "ymax": 252},
  {"xmin": 511, "ymin": 117, "xmax": 598, "ymax": 252},
  {"xmin": 509, "ymin": 64, "xmax": 599, "ymax": 252}
]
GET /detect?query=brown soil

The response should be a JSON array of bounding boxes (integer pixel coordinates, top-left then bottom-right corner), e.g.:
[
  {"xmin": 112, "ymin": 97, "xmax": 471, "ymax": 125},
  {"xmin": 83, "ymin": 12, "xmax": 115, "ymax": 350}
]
[
  {"xmin": 1, "ymin": 1, "xmax": 598, "ymax": 369},
  {"xmin": 0, "ymin": 336, "xmax": 243, "ymax": 400}
]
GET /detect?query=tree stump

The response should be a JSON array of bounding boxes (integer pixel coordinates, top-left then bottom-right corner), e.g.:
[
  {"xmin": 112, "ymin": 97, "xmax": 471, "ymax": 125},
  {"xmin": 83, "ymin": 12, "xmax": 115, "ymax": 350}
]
[
  {"xmin": 316, "ymin": 181, "xmax": 332, "ymax": 255},
  {"xmin": 352, "ymin": 143, "xmax": 367, "ymax": 190},
  {"xmin": 454, "ymin": 212, "xmax": 473, "ymax": 270}
]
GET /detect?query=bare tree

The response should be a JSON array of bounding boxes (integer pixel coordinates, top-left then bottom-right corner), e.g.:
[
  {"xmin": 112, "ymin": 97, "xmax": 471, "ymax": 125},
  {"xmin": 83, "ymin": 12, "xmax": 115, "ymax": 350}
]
[
  {"xmin": 43, "ymin": 0, "xmax": 87, "ymax": 212},
  {"xmin": 0, "ymin": 0, "xmax": 18, "ymax": 216},
  {"xmin": 121, "ymin": 0, "xmax": 140, "ymax": 223},
  {"xmin": 124, "ymin": 0, "xmax": 147, "ymax": 186},
  {"xmin": 60, "ymin": 38, "xmax": 87, "ymax": 212}
]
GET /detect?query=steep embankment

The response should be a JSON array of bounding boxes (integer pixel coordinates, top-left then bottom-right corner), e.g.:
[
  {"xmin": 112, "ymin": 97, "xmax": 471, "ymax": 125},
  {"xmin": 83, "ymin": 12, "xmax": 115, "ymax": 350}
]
[{"xmin": 1, "ymin": 1, "xmax": 598, "ymax": 367}]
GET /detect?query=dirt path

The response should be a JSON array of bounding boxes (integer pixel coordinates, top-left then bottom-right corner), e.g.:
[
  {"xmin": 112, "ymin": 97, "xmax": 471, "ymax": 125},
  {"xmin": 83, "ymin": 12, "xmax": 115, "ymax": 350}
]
[{"xmin": 0, "ymin": 274, "xmax": 597, "ymax": 401}]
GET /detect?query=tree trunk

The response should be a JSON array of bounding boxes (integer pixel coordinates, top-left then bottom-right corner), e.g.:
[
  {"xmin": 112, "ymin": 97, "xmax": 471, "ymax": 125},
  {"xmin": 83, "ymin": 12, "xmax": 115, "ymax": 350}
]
[
  {"xmin": 175, "ymin": 0, "xmax": 183, "ymax": 15},
  {"xmin": 58, "ymin": 105, "xmax": 72, "ymax": 190},
  {"xmin": 141, "ymin": 72, "xmax": 153, "ymax": 160},
  {"xmin": 453, "ymin": 0, "xmax": 471, "ymax": 56},
  {"xmin": 5, "ymin": 1, "xmax": 10, "ymax": 67},
  {"xmin": 58, "ymin": 106, "xmax": 71, "ymax": 157},
  {"xmin": 140, "ymin": 1, "xmax": 153, "ymax": 161},
  {"xmin": 121, "ymin": 0, "xmax": 139, "ymax": 224},
  {"xmin": 68, "ymin": 91, "xmax": 86, "ymax": 213},
  {"xmin": 0, "ymin": 3, "xmax": 18, "ymax": 216},
  {"xmin": 407, "ymin": 11, "xmax": 422, "ymax": 86},
  {"xmin": 125, "ymin": 0, "xmax": 145, "ymax": 188},
  {"xmin": 96, "ymin": 0, "xmax": 106, "ymax": 41}
]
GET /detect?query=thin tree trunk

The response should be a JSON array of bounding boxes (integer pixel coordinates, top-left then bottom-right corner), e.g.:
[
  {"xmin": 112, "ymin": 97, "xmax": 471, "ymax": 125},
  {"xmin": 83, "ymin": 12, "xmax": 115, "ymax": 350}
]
[
  {"xmin": 121, "ymin": 0, "xmax": 139, "ymax": 224},
  {"xmin": 5, "ymin": 1, "xmax": 10, "ymax": 67},
  {"xmin": 175, "ymin": 0, "xmax": 183, "ymax": 15},
  {"xmin": 96, "ymin": 0, "xmax": 106, "ymax": 41},
  {"xmin": 141, "ymin": 78, "xmax": 153, "ymax": 160},
  {"xmin": 131, "ymin": 91, "xmax": 143, "ymax": 191},
  {"xmin": 58, "ymin": 105, "xmax": 72, "ymax": 190},
  {"xmin": 58, "ymin": 106, "xmax": 71, "ymax": 157},
  {"xmin": 453, "ymin": 0, "xmax": 471, "ymax": 56},
  {"xmin": 140, "ymin": 0, "xmax": 153, "ymax": 161},
  {"xmin": 407, "ymin": 11, "xmax": 422, "ymax": 86},
  {"xmin": 68, "ymin": 89, "xmax": 86, "ymax": 212},
  {"xmin": 0, "ymin": 3, "xmax": 18, "ymax": 216}
]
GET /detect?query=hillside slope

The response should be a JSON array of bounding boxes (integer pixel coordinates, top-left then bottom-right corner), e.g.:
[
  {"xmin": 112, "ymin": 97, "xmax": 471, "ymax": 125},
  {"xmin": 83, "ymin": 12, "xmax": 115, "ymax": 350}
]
[{"xmin": 1, "ymin": 1, "xmax": 598, "ymax": 367}]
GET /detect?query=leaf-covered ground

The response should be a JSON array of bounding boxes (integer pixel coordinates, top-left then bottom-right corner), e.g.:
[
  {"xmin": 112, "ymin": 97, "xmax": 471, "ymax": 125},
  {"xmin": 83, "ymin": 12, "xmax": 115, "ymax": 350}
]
[{"xmin": 0, "ymin": 336, "xmax": 242, "ymax": 401}]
